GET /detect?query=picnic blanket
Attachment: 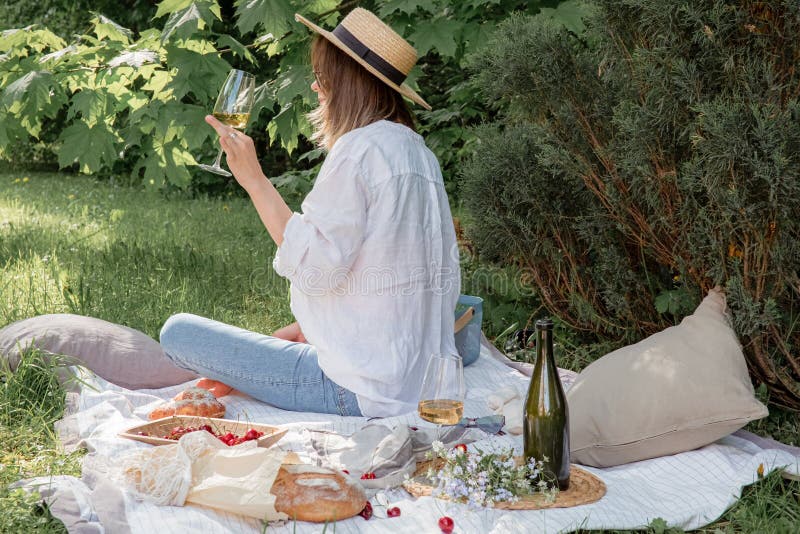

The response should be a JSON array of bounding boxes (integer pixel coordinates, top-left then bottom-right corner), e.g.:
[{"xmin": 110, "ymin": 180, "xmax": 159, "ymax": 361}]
[{"xmin": 17, "ymin": 336, "xmax": 800, "ymax": 534}]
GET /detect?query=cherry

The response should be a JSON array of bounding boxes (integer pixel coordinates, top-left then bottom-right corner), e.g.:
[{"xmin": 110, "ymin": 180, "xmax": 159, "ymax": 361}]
[
  {"xmin": 360, "ymin": 472, "xmax": 376, "ymax": 480},
  {"xmin": 387, "ymin": 507, "xmax": 401, "ymax": 517},
  {"xmin": 438, "ymin": 516, "xmax": 454, "ymax": 533},
  {"xmin": 358, "ymin": 501, "xmax": 372, "ymax": 520},
  {"xmin": 342, "ymin": 469, "xmax": 350, "ymax": 474}
]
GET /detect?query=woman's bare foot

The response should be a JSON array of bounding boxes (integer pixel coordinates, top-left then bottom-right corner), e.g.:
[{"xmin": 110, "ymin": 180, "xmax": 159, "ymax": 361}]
[{"xmin": 196, "ymin": 378, "xmax": 235, "ymax": 398}]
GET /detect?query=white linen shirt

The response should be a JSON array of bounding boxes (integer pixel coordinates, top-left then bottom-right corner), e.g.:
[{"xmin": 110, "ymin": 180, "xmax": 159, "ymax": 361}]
[{"xmin": 273, "ymin": 120, "xmax": 461, "ymax": 417}]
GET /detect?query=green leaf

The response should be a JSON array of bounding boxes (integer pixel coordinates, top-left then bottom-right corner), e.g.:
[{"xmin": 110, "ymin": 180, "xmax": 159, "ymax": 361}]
[
  {"xmin": 68, "ymin": 89, "xmax": 114, "ymax": 127},
  {"xmin": 217, "ymin": 34, "xmax": 255, "ymax": 64},
  {"xmin": 166, "ymin": 40, "xmax": 230, "ymax": 100},
  {"xmin": 234, "ymin": 0, "xmax": 294, "ymax": 37},
  {"xmin": 460, "ymin": 21, "xmax": 496, "ymax": 56},
  {"xmin": 408, "ymin": 18, "xmax": 462, "ymax": 57},
  {"xmin": 155, "ymin": 103, "xmax": 211, "ymax": 148},
  {"xmin": 252, "ymin": 80, "xmax": 276, "ymax": 116},
  {"xmin": 274, "ymin": 64, "xmax": 315, "ymax": 106},
  {"xmin": 161, "ymin": 1, "xmax": 222, "ymax": 43},
  {"xmin": 0, "ymin": 110, "xmax": 14, "ymax": 156},
  {"xmin": 154, "ymin": 0, "xmax": 193, "ymax": 19},
  {"xmin": 92, "ymin": 14, "xmax": 133, "ymax": 43},
  {"xmin": 539, "ymin": 0, "xmax": 593, "ymax": 35},
  {"xmin": 134, "ymin": 137, "xmax": 195, "ymax": 187},
  {"xmin": 0, "ymin": 26, "xmax": 66, "ymax": 53},
  {"xmin": 141, "ymin": 69, "xmax": 173, "ymax": 97},
  {"xmin": 654, "ymin": 288, "xmax": 694, "ymax": 316},
  {"xmin": 377, "ymin": 0, "xmax": 432, "ymax": 17},
  {"xmin": 305, "ymin": 0, "xmax": 340, "ymax": 25},
  {"xmin": 2, "ymin": 71, "xmax": 65, "ymax": 138},
  {"xmin": 58, "ymin": 122, "xmax": 120, "ymax": 173},
  {"xmin": 268, "ymin": 102, "xmax": 308, "ymax": 154}
]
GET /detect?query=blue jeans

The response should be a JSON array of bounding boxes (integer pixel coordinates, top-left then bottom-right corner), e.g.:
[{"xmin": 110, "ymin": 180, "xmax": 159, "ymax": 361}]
[{"xmin": 159, "ymin": 313, "xmax": 362, "ymax": 416}]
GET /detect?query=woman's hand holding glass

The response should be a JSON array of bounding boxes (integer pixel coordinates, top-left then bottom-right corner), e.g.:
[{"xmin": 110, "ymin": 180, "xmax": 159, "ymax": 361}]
[{"xmin": 204, "ymin": 115, "xmax": 267, "ymax": 193}]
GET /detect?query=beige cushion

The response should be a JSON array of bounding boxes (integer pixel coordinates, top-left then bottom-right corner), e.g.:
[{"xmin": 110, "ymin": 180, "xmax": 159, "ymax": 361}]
[
  {"xmin": 567, "ymin": 288, "xmax": 768, "ymax": 467},
  {"xmin": 0, "ymin": 314, "xmax": 198, "ymax": 390}
]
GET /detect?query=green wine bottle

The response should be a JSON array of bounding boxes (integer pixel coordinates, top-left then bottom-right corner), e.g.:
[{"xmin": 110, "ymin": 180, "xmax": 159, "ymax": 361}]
[{"xmin": 523, "ymin": 318, "xmax": 570, "ymax": 490}]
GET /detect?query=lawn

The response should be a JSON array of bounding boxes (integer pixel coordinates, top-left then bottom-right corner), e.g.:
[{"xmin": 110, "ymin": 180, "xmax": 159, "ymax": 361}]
[{"xmin": 0, "ymin": 171, "xmax": 798, "ymax": 532}]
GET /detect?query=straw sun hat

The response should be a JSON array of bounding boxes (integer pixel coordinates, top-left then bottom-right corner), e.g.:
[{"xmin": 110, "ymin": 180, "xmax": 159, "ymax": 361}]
[{"xmin": 295, "ymin": 8, "xmax": 431, "ymax": 111}]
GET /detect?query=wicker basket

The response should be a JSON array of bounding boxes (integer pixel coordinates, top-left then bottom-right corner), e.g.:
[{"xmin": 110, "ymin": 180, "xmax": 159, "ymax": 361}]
[
  {"xmin": 119, "ymin": 415, "xmax": 287, "ymax": 448},
  {"xmin": 403, "ymin": 457, "xmax": 606, "ymax": 510}
]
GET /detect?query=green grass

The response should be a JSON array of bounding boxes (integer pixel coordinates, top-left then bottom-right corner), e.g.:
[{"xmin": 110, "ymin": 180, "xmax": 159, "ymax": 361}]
[{"xmin": 0, "ymin": 171, "xmax": 798, "ymax": 532}]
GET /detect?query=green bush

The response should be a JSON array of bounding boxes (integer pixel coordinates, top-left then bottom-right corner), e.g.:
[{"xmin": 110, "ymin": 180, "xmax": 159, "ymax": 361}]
[
  {"xmin": 0, "ymin": 0, "xmax": 581, "ymax": 198},
  {"xmin": 461, "ymin": 0, "xmax": 800, "ymax": 409}
]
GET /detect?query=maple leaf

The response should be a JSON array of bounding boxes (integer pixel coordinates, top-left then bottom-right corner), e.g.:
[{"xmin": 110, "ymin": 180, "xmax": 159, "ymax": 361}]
[
  {"xmin": 161, "ymin": 1, "xmax": 222, "ymax": 43},
  {"xmin": 409, "ymin": 18, "xmax": 462, "ymax": 58},
  {"xmin": 58, "ymin": 122, "xmax": 120, "ymax": 174},
  {"xmin": 235, "ymin": 0, "xmax": 294, "ymax": 38},
  {"xmin": 2, "ymin": 71, "xmax": 66, "ymax": 138}
]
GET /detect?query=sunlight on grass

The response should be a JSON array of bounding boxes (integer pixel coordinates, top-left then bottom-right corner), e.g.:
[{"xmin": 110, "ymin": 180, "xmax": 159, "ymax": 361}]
[{"xmin": 0, "ymin": 171, "xmax": 293, "ymax": 336}]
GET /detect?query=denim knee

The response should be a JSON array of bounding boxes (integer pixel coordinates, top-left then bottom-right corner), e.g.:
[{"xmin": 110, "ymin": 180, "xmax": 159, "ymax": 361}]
[{"xmin": 159, "ymin": 313, "xmax": 203, "ymax": 360}]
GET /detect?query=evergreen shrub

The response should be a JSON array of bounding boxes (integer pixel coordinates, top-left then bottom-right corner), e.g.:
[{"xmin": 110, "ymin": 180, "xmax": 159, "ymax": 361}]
[{"xmin": 461, "ymin": 0, "xmax": 800, "ymax": 409}]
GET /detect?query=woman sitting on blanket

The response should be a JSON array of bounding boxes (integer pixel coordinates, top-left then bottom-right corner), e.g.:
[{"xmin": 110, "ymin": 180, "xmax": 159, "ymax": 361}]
[{"xmin": 159, "ymin": 8, "xmax": 460, "ymax": 418}]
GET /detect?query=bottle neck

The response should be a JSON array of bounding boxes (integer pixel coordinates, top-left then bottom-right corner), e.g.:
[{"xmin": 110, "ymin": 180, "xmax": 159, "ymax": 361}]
[{"xmin": 536, "ymin": 326, "xmax": 555, "ymax": 367}]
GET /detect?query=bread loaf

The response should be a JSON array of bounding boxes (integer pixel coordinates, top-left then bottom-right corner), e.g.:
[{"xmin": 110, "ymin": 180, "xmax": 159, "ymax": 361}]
[
  {"xmin": 148, "ymin": 386, "xmax": 225, "ymax": 420},
  {"xmin": 271, "ymin": 464, "xmax": 366, "ymax": 522}
]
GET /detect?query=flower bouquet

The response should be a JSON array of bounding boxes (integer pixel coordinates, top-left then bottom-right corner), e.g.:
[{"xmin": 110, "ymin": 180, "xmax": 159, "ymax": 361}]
[{"xmin": 414, "ymin": 441, "xmax": 559, "ymax": 509}]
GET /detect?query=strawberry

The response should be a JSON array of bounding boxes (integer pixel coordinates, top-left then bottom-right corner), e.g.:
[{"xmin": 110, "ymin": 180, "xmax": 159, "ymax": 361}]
[{"xmin": 387, "ymin": 507, "xmax": 401, "ymax": 518}]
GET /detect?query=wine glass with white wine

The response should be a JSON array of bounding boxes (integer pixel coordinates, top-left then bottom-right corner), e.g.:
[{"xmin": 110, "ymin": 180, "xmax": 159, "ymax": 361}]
[
  {"xmin": 418, "ymin": 353, "xmax": 465, "ymax": 441},
  {"xmin": 197, "ymin": 69, "xmax": 256, "ymax": 176}
]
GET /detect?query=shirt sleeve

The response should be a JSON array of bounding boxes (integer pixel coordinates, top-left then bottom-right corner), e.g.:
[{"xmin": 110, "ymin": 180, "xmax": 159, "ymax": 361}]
[{"xmin": 272, "ymin": 155, "xmax": 368, "ymax": 294}]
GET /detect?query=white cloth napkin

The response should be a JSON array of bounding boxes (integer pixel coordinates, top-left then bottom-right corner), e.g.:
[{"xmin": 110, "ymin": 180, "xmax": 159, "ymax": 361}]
[
  {"xmin": 487, "ymin": 387, "xmax": 525, "ymax": 435},
  {"xmin": 304, "ymin": 424, "xmax": 485, "ymax": 492}
]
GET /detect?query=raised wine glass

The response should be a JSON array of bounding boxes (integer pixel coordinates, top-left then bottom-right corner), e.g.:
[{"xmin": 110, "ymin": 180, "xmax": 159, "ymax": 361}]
[
  {"xmin": 418, "ymin": 353, "xmax": 465, "ymax": 441},
  {"xmin": 197, "ymin": 69, "xmax": 256, "ymax": 176}
]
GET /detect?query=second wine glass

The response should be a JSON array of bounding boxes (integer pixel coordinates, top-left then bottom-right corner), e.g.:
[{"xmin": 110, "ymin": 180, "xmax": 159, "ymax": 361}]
[
  {"xmin": 418, "ymin": 353, "xmax": 465, "ymax": 441},
  {"xmin": 198, "ymin": 69, "xmax": 256, "ymax": 177}
]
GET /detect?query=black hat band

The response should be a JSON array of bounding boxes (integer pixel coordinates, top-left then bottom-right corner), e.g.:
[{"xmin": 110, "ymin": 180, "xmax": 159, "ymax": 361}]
[{"xmin": 332, "ymin": 25, "xmax": 407, "ymax": 86}]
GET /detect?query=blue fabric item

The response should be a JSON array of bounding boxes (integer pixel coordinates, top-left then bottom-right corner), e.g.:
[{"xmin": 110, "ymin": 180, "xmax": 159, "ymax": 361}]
[
  {"xmin": 159, "ymin": 313, "xmax": 362, "ymax": 417},
  {"xmin": 454, "ymin": 295, "xmax": 483, "ymax": 367}
]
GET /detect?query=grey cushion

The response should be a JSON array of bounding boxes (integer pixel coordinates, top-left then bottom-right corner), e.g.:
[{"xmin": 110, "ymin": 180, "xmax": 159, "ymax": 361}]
[{"xmin": 0, "ymin": 314, "xmax": 198, "ymax": 390}]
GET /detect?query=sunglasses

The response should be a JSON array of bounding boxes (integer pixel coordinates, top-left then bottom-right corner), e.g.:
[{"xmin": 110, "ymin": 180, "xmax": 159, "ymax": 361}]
[{"xmin": 457, "ymin": 415, "xmax": 506, "ymax": 435}]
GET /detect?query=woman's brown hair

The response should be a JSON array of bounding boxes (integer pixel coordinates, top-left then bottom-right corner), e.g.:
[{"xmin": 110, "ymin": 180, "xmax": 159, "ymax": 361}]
[{"xmin": 308, "ymin": 35, "xmax": 416, "ymax": 150}]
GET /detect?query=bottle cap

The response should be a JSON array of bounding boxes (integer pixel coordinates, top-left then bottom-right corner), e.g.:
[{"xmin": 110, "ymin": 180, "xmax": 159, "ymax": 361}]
[{"xmin": 535, "ymin": 318, "xmax": 554, "ymax": 330}]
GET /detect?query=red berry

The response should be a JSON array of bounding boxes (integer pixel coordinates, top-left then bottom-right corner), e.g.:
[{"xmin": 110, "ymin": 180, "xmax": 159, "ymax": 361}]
[
  {"xmin": 438, "ymin": 516, "xmax": 454, "ymax": 533},
  {"xmin": 342, "ymin": 469, "xmax": 350, "ymax": 474},
  {"xmin": 360, "ymin": 472, "xmax": 376, "ymax": 480},
  {"xmin": 358, "ymin": 501, "xmax": 372, "ymax": 520},
  {"xmin": 387, "ymin": 507, "xmax": 400, "ymax": 518},
  {"xmin": 244, "ymin": 429, "xmax": 260, "ymax": 441}
]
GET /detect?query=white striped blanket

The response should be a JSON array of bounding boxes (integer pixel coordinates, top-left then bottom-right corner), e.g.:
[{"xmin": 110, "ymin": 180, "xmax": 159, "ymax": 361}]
[{"xmin": 18, "ymin": 336, "xmax": 800, "ymax": 534}]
